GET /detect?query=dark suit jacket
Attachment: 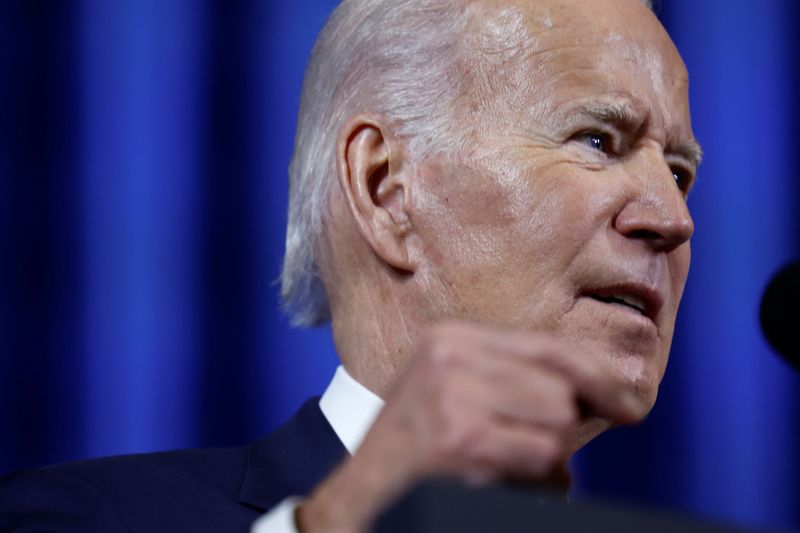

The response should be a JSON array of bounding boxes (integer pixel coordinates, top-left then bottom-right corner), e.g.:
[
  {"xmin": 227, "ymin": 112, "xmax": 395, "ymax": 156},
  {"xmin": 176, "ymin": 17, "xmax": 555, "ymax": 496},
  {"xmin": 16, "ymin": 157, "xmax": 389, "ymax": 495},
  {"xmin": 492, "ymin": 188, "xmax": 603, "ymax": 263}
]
[{"xmin": 0, "ymin": 398, "xmax": 347, "ymax": 532}]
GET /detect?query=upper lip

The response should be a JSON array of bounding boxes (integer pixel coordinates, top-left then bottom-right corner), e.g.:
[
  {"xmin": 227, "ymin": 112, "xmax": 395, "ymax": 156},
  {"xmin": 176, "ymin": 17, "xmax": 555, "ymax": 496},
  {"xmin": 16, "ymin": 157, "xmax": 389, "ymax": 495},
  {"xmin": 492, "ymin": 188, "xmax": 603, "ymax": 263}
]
[{"xmin": 580, "ymin": 282, "xmax": 664, "ymax": 323}]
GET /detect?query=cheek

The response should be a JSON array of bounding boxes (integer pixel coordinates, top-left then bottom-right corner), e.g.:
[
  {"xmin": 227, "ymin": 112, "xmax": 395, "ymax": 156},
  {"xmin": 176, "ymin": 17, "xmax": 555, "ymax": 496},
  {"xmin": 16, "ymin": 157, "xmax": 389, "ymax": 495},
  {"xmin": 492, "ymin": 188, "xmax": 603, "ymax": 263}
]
[
  {"xmin": 668, "ymin": 244, "xmax": 691, "ymax": 302},
  {"xmin": 513, "ymin": 166, "xmax": 621, "ymax": 270},
  {"xmin": 415, "ymin": 160, "xmax": 593, "ymax": 323},
  {"xmin": 455, "ymin": 164, "xmax": 572, "ymax": 271},
  {"xmin": 425, "ymin": 153, "xmax": 617, "ymax": 275}
]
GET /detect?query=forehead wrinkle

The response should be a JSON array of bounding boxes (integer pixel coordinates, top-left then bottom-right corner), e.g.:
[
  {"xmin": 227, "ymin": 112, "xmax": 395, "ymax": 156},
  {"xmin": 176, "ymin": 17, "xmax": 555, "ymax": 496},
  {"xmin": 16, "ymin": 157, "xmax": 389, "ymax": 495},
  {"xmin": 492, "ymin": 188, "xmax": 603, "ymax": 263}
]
[
  {"xmin": 461, "ymin": 0, "xmax": 590, "ymax": 66},
  {"xmin": 457, "ymin": 0, "xmax": 693, "ymax": 151},
  {"xmin": 462, "ymin": 3, "xmax": 538, "ymax": 64}
]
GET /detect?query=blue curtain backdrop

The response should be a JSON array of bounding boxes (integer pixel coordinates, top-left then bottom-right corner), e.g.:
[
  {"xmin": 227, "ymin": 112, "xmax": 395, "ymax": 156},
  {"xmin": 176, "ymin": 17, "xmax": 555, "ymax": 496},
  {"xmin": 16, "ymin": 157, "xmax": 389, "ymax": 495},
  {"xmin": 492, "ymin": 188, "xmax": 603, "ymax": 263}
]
[{"xmin": 1, "ymin": 1, "xmax": 798, "ymax": 530}]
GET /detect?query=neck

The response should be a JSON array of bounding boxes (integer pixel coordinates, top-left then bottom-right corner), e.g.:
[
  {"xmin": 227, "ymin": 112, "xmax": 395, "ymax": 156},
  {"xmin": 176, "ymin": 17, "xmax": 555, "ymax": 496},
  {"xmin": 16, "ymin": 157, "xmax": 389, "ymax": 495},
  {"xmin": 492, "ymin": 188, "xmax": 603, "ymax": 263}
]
[{"xmin": 330, "ymin": 281, "xmax": 420, "ymax": 399}]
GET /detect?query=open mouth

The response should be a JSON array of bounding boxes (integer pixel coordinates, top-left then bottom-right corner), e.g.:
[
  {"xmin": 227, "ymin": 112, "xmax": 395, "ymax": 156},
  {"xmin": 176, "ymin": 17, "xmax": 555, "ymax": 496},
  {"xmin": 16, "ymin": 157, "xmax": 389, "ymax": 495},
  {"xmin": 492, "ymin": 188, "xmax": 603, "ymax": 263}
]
[
  {"xmin": 580, "ymin": 284, "xmax": 663, "ymax": 322},
  {"xmin": 588, "ymin": 294, "xmax": 647, "ymax": 315}
]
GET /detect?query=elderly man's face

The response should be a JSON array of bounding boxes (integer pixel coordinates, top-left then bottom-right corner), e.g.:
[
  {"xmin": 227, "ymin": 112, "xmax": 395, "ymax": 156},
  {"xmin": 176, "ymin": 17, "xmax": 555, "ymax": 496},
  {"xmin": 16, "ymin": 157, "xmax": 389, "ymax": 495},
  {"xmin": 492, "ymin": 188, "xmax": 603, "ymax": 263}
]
[{"xmin": 413, "ymin": 0, "xmax": 696, "ymax": 408}]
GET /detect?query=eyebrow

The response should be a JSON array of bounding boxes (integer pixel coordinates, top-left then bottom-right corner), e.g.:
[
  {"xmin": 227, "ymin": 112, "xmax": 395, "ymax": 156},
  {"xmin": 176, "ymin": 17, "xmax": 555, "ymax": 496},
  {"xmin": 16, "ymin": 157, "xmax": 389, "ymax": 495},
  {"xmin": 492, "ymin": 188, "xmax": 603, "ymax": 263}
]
[
  {"xmin": 672, "ymin": 138, "xmax": 704, "ymax": 169},
  {"xmin": 559, "ymin": 99, "xmax": 644, "ymax": 131},
  {"xmin": 579, "ymin": 100, "xmax": 642, "ymax": 126}
]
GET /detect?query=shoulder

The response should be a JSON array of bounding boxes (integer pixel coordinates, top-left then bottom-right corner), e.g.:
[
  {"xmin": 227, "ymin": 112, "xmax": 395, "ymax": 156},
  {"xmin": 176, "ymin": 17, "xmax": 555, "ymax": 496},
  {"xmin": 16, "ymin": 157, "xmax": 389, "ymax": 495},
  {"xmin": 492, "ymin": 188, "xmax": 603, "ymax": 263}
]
[
  {"xmin": 0, "ymin": 398, "xmax": 342, "ymax": 532},
  {"xmin": 0, "ymin": 464, "xmax": 131, "ymax": 532},
  {"xmin": 0, "ymin": 446, "xmax": 257, "ymax": 533}
]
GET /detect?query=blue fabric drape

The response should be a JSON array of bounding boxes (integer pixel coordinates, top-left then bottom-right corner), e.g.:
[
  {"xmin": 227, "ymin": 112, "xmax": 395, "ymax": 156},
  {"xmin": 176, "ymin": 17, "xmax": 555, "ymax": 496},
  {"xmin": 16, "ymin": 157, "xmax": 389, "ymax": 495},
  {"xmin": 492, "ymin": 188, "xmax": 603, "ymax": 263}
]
[{"xmin": 1, "ymin": 1, "xmax": 797, "ymax": 530}]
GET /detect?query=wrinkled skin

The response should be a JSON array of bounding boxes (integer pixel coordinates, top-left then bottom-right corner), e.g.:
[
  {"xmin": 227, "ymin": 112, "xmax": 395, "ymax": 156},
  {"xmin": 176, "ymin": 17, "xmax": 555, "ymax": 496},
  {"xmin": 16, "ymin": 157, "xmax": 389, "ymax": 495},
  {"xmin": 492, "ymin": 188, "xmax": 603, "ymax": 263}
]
[
  {"xmin": 412, "ymin": 0, "xmax": 696, "ymax": 412},
  {"xmin": 301, "ymin": 0, "xmax": 699, "ymax": 531}
]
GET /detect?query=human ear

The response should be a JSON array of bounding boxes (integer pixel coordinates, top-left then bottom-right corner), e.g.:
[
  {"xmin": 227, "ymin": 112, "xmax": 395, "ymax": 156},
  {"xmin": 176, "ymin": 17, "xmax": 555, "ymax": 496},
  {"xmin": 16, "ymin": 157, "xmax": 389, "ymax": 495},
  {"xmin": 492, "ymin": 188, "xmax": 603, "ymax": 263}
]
[{"xmin": 336, "ymin": 115, "xmax": 415, "ymax": 272}]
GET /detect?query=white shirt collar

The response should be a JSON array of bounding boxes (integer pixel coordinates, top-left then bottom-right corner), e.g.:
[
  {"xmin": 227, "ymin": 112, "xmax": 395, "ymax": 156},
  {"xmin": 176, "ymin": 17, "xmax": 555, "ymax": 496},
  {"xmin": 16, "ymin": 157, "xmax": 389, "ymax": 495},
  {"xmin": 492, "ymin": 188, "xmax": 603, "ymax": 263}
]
[{"xmin": 319, "ymin": 365, "xmax": 384, "ymax": 455}]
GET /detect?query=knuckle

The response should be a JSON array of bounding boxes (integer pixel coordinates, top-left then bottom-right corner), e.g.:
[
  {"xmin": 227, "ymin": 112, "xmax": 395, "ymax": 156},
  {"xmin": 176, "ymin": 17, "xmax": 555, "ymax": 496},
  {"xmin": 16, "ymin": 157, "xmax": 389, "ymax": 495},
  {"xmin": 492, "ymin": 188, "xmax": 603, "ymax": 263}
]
[
  {"xmin": 437, "ymin": 419, "xmax": 483, "ymax": 460},
  {"xmin": 581, "ymin": 359, "xmax": 609, "ymax": 386}
]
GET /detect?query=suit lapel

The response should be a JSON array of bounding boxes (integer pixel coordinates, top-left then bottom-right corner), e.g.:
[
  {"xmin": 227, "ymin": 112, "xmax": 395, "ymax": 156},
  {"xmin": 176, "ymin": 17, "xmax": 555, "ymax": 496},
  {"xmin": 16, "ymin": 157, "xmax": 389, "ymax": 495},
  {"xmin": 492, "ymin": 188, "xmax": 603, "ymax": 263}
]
[{"xmin": 238, "ymin": 397, "xmax": 348, "ymax": 512}]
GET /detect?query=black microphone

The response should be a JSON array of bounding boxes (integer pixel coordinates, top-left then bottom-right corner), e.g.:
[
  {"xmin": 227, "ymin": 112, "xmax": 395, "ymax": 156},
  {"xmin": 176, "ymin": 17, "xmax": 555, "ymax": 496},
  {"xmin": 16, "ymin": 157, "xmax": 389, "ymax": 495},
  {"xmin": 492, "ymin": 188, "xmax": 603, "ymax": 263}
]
[{"xmin": 759, "ymin": 260, "xmax": 800, "ymax": 370}]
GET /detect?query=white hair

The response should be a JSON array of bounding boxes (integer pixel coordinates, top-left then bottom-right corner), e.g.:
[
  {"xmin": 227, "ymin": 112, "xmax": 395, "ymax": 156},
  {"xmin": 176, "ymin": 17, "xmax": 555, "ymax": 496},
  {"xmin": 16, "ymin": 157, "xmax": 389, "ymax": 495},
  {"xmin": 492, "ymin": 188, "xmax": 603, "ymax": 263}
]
[
  {"xmin": 282, "ymin": 0, "xmax": 472, "ymax": 326},
  {"xmin": 281, "ymin": 0, "xmax": 655, "ymax": 327}
]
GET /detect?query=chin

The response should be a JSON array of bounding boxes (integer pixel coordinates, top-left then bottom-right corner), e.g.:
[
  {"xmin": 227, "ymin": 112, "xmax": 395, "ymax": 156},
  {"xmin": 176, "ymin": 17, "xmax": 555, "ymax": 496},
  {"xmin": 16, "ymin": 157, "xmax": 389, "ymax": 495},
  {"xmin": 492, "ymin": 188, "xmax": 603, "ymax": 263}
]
[
  {"xmin": 607, "ymin": 352, "xmax": 663, "ymax": 410},
  {"xmin": 573, "ymin": 334, "xmax": 666, "ymax": 411}
]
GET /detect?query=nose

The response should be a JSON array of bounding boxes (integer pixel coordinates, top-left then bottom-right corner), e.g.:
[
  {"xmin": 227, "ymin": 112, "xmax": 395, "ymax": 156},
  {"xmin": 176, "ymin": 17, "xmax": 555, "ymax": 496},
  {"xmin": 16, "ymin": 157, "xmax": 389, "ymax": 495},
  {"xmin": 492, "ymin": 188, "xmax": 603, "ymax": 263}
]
[{"xmin": 614, "ymin": 161, "xmax": 694, "ymax": 253}]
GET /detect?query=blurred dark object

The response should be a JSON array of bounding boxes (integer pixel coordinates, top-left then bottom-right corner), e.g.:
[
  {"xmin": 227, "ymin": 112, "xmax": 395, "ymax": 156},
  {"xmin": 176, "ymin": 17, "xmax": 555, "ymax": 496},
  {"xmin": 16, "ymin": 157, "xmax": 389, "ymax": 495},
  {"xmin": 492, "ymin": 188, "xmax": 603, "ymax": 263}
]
[
  {"xmin": 373, "ymin": 479, "xmax": 763, "ymax": 533},
  {"xmin": 760, "ymin": 261, "xmax": 800, "ymax": 370}
]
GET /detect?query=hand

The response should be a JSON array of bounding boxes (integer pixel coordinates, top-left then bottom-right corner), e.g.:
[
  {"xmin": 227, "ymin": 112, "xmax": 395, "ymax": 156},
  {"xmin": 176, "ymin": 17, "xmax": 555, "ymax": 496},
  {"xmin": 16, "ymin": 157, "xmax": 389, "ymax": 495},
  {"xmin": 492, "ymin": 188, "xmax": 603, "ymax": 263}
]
[{"xmin": 296, "ymin": 322, "xmax": 647, "ymax": 533}]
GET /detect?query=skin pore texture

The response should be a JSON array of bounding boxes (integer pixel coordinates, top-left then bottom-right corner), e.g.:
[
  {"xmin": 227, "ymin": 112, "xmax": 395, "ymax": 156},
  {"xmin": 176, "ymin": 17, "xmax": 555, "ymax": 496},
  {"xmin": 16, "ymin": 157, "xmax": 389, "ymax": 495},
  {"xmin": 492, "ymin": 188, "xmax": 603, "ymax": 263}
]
[
  {"xmin": 303, "ymin": 0, "xmax": 699, "ymax": 530},
  {"xmin": 326, "ymin": 0, "xmax": 695, "ymax": 427},
  {"xmin": 420, "ymin": 0, "xmax": 696, "ymax": 414}
]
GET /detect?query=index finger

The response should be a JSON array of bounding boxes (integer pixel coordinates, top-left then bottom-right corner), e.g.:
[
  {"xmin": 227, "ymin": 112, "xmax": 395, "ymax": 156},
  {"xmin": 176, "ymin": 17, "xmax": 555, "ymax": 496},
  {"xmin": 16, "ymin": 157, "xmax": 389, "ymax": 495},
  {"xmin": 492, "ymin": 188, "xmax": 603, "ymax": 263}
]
[{"xmin": 442, "ymin": 324, "xmax": 647, "ymax": 424}]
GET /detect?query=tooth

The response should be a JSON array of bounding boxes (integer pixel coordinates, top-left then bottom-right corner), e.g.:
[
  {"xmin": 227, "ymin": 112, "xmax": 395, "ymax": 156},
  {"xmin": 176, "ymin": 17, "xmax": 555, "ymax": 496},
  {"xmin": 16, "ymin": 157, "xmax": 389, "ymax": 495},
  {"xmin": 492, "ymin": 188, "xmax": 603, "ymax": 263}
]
[{"xmin": 617, "ymin": 295, "xmax": 645, "ymax": 312}]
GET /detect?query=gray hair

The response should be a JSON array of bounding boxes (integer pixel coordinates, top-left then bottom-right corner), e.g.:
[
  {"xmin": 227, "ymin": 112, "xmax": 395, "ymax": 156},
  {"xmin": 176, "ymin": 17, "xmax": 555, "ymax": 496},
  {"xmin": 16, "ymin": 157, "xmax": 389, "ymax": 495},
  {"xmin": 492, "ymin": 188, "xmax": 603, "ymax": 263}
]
[{"xmin": 281, "ymin": 0, "xmax": 655, "ymax": 327}]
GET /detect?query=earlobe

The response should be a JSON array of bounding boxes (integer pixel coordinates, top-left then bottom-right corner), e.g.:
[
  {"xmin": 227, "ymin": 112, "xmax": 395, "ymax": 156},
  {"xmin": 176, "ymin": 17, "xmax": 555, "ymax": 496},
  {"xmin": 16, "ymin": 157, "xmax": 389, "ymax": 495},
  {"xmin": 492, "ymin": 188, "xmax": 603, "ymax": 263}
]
[{"xmin": 337, "ymin": 116, "xmax": 415, "ymax": 272}]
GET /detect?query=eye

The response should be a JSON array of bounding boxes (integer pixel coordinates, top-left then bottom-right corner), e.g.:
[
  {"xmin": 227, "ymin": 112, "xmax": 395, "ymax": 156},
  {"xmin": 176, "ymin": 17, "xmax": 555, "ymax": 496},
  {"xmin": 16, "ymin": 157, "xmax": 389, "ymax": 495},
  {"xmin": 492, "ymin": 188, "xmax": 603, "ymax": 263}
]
[
  {"xmin": 575, "ymin": 132, "xmax": 614, "ymax": 155},
  {"xmin": 671, "ymin": 166, "xmax": 694, "ymax": 194}
]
